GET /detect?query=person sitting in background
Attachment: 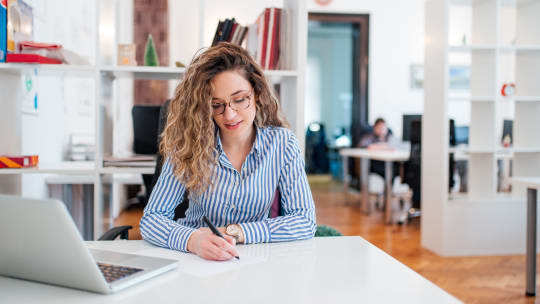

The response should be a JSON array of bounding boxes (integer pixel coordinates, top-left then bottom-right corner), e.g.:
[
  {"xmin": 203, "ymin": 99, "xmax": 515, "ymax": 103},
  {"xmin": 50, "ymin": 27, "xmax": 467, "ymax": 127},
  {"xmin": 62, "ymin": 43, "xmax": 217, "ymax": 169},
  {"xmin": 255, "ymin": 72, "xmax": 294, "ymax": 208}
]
[
  {"xmin": 359, "ymin": 118, "xmax": 394, "ymax": 150},
  {"xmin": 358, "ymin": 117, "xmax": 397, "ymax": 179}
]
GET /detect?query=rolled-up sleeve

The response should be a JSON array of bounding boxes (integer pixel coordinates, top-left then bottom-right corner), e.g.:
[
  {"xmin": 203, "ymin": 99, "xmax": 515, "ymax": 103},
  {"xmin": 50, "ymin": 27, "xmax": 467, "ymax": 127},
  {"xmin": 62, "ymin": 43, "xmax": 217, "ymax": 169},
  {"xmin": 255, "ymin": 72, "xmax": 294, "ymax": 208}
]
[
  {"xmin": 239, "ymin": 132, "xmax": 317, "ymax": 244},
  {"xmin": 139, "ymin": 159, "xmax": 196, "ymax": 252}
]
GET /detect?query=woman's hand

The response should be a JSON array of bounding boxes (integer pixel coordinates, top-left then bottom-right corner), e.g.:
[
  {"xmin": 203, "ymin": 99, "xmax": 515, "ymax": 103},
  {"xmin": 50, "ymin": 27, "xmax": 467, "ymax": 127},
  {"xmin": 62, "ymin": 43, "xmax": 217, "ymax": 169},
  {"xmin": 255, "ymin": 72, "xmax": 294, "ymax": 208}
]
[{"xmin": 187, "ymin": 227, "xmax": 239, "ymax": 261}]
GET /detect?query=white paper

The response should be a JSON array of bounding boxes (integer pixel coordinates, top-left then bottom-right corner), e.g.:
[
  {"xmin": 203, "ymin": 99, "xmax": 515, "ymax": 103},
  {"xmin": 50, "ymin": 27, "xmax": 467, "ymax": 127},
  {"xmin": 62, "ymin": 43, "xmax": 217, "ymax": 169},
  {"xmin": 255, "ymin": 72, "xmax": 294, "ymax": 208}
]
[{"xmin": 136, "ymin": 247, "xmax": 266, "ymax": 278}]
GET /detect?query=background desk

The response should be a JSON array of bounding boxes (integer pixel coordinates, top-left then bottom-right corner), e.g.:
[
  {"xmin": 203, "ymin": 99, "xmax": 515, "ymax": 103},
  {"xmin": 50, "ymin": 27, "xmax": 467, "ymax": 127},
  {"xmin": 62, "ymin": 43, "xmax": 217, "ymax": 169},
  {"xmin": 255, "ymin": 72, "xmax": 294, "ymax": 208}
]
[
  {"xmin": 340, "ymin": 148, "xmax": 410, "ymax": 223},
  {"xmin": 0, "ymin": 237, "xmax": 459, "ymax": 303},
  {"xmin": 512, "ymin": 177, "xmax": 540, "ymax": 296}
]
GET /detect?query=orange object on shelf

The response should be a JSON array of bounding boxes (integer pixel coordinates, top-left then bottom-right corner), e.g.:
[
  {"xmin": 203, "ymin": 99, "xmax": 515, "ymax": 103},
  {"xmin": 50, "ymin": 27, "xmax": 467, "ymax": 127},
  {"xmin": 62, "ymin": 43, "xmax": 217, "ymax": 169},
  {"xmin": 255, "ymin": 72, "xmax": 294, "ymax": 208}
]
[{"xmin": 0, "ymin": 155, "xmax": 39, "ymax": 168}]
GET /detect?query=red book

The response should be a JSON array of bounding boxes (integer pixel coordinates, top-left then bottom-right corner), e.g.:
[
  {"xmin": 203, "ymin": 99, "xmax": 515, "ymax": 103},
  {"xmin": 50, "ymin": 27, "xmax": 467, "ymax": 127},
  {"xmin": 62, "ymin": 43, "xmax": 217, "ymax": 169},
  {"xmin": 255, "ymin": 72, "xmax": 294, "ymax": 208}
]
[
  {"xmin": 260, "ymin": 8, "xmax": 271, "ymax": 69},
  {"xmin": 269, "ymin": 8, "xmax": 281, "ymax": 70},
  {"xmin": 6, "ymin": 54, "xmax": 62, "ymax": 64},
  {"xmin": 228, "ymin": 22, "xmax": 238, "ymax": 42}
]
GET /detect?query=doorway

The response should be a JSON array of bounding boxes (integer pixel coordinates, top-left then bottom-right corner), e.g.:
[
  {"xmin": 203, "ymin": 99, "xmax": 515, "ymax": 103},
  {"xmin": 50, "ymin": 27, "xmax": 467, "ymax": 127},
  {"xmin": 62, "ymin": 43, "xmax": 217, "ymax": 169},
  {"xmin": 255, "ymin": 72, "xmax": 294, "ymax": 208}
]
[{"xmin": 305, "ymin": 13, "xmax": 369, "ymax": 178}]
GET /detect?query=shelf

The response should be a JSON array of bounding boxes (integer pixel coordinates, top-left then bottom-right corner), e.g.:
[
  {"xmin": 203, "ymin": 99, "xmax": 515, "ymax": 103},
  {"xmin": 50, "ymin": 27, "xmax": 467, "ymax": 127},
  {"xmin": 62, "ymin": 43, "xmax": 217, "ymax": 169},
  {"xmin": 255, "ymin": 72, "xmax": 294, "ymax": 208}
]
[
  {"xmin": 448, "ymin": 45, "xmax": 497, "ymax": 52},
  {"xmin": 499, "ymin": 45, "xmax": 540, "ymax": 52},
  {"xmin": 0, "ymin": 161, "xmax": 96, "ymax": 175},
  {"xmin": 514, "ymin": 96, "xmax": 540, "ymax": 102},
  {"xmin": 100, "ymin": 166, "xmax": 155, "ymax": 175},
  {"xmin": 500, "ymin": 0, "xmax": 539, "ymax": 7},
  {"xmin": 99, "ymin": 65, "xmax": 186, "ymax": 80},
  {"xmin": 96, "ymin": 66, "xmax": 299, "ymax": 81},
  {"xmin": 448, "ymin": 192, "xmax": 523, "ymax": 204},
  {"xmin": 0, "ymin": 63, "xmax": 97, "ymax": 77},
  {"xmin": 450, "ymin": 0, "xmax": 498, "ymax": 6},
  {"xmin": 508, "ymin": 147, "xmax": 540, "ymax": 153},
  {"xmin": 448, "ymin": 96, "xmax": 495, "ymax": 102}
]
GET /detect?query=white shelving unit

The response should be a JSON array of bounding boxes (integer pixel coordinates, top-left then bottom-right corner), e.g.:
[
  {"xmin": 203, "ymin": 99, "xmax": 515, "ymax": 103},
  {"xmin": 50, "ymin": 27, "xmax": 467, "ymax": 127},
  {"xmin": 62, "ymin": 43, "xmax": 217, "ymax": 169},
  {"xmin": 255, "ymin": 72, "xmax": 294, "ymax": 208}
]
[
  {"xmin": 0, "ymin": 0, "xmax": 307, "ymax": 240},
  {"xmin": 424, "ymin": 0, "xmax": 540, "ymax": 255}
]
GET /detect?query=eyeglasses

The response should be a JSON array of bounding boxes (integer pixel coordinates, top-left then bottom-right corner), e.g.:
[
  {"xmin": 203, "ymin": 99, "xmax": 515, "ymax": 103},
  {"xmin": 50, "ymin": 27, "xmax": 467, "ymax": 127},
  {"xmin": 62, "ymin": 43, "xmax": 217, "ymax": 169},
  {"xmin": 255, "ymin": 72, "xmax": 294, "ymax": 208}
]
[{"xmin": 211, "ymin": 90, "xmax": 253, "ymax": 115}]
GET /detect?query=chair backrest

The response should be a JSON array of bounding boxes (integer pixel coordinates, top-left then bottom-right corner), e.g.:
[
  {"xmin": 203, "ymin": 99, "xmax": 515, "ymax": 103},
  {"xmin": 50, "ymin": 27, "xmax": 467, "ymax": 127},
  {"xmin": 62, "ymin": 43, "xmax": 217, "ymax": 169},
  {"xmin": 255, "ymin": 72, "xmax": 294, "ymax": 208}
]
[{"xmin": 132, "ymin": 105, "xmax": 161, "ymax": 155}]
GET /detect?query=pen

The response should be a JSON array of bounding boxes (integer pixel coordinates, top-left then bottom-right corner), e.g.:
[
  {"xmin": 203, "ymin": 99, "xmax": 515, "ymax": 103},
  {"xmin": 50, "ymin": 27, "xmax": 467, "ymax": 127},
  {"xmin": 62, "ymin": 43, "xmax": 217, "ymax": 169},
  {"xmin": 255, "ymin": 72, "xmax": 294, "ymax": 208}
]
[{"xmin": 202, "ymin": 215, "xmax": 240, "ymax": 260}]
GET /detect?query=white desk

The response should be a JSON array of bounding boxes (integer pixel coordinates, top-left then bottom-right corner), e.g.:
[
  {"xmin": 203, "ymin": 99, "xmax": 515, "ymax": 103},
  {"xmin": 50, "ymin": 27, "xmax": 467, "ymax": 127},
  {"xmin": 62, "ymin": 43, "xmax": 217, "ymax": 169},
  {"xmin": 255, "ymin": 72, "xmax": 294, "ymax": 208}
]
[
  {"xmin": 512, "ymin": 177, "xmax": 540, "ymax": 297},
  {"xmin": 0, "ymin": 237, "xmax": 459, "ymax": 303},
  {"xmin": 340, "ymin": 148, "xmax": 410, "ymax": 223}
]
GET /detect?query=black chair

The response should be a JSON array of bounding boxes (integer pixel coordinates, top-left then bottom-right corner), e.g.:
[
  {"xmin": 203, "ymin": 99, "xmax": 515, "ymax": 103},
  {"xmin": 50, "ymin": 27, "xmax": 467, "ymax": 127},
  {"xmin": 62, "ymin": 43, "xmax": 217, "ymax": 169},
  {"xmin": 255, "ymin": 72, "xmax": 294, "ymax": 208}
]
[
  {"xmin": 305, "ymin": 122, "xmax": 329, "ymax": 174},
  {"xmin": 403, "ymin": 120, "xmax": 422, "ymax": 209},
  {"xmin": 402, "ymin": 119, "xmax": 456, "ymax": 211},
  {"xmin": 132, "ymin": 105, "xmax": 161, "ymax": 205}
]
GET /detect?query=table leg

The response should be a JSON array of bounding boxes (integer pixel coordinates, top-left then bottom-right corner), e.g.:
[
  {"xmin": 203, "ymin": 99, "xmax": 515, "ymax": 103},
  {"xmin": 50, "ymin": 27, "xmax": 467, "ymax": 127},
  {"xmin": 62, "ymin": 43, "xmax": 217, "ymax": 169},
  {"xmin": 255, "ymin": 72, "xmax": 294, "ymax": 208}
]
[
  {"xmin": 361, "ymin": 158, "xmax": 370, "ymax": 213},
  {"xmin": 384, "ymin": 161, "xmax": 393, "ymax": 224},
  {"xmin": 526, "ymin": 187, "xmax": 537, "ymax": 296},
  {"xmin": 342, "ymin": 155, "xmax": 350, "ymax": 204}
]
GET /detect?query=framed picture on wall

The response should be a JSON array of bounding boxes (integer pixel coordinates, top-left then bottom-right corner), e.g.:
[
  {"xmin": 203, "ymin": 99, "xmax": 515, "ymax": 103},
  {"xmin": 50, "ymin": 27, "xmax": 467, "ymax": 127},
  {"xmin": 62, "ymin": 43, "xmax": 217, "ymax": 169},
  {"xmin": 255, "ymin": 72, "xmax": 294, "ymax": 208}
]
[
  {"xmin": 449, "ymin": 65, "xmax": 470, "ymax": 90},
  {"xmin": 410, "ymin": 64, "xmax": 424, "ymax": 89}
]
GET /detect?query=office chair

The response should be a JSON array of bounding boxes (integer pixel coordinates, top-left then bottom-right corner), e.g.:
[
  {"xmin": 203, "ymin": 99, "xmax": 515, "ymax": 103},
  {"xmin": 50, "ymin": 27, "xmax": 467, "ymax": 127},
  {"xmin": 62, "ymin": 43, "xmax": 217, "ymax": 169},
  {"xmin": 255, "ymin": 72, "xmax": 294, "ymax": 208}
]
[
  {"xmin": 132, "ymin": 105, "xmax": 161, "ymax": 205},
  {"xmin": 403, "ymin": 120, "xmax": 421, "ymax": 209},
  {"xmin": 402, "ymin": 119, "xmax": 457, "ymax": 211},
  {"xmin": 102, "ymin": 101, "xmax": 340, "ymax": 240},
  {"xmin": 305, "ymin": 122, "xmax": 329, "ymax": 174}
]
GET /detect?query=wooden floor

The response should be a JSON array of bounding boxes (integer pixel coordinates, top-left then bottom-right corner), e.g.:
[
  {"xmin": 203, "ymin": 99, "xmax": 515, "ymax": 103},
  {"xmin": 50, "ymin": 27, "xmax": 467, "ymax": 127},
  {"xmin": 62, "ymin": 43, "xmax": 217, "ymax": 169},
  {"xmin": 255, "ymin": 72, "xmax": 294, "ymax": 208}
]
[{"xmin": 115, "ymin": 179, "xmax": 537, "ymax": 303}]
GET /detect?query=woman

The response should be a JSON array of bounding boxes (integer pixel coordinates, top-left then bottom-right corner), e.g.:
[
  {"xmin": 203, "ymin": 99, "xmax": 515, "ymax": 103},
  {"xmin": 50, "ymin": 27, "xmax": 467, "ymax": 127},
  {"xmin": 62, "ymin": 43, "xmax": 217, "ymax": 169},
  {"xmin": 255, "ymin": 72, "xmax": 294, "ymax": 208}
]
[{"xmin": 140, "ymin": 43, "xmax": 316, "ymax": 261}]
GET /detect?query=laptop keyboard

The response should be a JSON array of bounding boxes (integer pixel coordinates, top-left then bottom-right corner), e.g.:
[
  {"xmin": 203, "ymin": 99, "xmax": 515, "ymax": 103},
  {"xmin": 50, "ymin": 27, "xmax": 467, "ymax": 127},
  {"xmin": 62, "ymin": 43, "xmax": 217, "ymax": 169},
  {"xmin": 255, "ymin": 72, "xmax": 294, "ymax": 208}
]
[{"xmin": 97, "ymin": 262, "xmax": 143, "ymax": 283}]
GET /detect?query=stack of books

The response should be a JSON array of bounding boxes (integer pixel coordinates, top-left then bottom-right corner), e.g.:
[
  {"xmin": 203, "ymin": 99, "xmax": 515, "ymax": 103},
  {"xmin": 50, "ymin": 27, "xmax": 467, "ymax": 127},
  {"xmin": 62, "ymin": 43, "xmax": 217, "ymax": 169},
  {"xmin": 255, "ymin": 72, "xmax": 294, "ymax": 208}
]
[
  {"xmin": 246, "ymin": 7, "xmax": 286, "ymax": 70},
  {"xmin": 212, "ymin": 18, "xmax": 248, "ymax": 47},
  {"xmin": 211, "ymin": 7, "xmax": 288, "ymax": 71}
]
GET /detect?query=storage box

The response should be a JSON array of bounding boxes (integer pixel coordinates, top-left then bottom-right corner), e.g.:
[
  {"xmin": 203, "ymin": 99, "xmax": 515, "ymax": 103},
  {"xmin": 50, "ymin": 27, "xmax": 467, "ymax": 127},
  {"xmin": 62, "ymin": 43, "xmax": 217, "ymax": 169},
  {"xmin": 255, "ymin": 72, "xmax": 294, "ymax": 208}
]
[
  {"xmin": 0, "ymin": 155, "xmax": 39, "ymax": 168},
  {"xmin": 0, "ymin": 0, "xmax": 6, "ymax": 62}
]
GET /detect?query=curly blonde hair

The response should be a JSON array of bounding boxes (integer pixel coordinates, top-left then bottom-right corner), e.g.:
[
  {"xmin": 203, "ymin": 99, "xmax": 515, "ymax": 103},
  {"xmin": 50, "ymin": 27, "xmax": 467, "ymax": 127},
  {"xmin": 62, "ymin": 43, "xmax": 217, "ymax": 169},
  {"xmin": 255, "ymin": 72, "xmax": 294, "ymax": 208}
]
[{"xmin": 160, "ymin": 42, "xmax": 289, "ymax": 195}]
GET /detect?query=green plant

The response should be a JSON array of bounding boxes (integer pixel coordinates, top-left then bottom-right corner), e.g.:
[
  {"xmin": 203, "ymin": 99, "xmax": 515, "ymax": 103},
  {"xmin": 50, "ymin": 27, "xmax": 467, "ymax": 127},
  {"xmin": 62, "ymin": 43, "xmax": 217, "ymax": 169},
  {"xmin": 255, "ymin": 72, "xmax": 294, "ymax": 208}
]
[{"xmin": 144, "ymin": 34, "xmax": 159, "ymax": 66}]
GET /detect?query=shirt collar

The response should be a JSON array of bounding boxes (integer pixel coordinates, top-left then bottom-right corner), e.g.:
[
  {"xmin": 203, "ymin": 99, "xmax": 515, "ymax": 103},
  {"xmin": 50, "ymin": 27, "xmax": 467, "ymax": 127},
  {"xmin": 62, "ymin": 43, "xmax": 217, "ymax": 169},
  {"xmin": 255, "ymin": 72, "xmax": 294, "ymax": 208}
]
[{"xmin": 214, "ymin": 124, "xmax": 263, "ymax": 158}]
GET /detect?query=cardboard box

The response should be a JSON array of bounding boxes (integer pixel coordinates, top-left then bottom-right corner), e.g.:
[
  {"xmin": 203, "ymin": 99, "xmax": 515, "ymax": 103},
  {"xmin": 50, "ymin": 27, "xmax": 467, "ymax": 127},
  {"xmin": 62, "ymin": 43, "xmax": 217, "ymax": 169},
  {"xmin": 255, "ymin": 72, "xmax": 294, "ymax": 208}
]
[
  {"xmin": 7, "ymin": 0, "xmax": 33, "ymax": 54},
  {"xmin": 0, "ymin": 155, "xmax": 39, "ymax": 168},
  {"xmin": 0, "ymin": 0, "xmax": 6, "ymax": 62}
]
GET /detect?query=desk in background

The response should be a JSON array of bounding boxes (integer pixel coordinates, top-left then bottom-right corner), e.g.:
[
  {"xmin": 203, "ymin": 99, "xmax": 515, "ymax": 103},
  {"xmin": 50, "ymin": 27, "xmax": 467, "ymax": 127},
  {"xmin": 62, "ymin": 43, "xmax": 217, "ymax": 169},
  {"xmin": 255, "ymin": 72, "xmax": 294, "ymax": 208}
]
[
  {"xmin": 340, "ymin": 148, "xmax": 410, "ymax": 224},
  {"xmin": 512, "ymin": 177, "xmax": 540, "ymax": 297},
  {"xmin": 0, "ymin": 237, "xmax": 460, "ymax": 303}
]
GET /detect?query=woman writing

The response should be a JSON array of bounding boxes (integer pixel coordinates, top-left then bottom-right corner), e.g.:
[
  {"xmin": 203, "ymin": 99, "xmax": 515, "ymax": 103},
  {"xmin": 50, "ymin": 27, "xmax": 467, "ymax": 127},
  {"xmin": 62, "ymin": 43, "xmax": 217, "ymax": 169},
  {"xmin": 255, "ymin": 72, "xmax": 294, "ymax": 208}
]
[{"xmin": 140, "ymin": 43, "xmax": 316, "ymax": 261}]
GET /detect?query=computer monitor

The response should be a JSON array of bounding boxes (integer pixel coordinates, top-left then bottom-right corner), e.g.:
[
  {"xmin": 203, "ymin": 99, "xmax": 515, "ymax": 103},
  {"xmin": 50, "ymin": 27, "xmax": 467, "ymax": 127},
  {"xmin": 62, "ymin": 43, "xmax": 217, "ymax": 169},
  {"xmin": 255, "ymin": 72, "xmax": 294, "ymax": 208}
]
[
  {"xmin": 502, "ymin": 120, "xmax": 513, "ymax": 144},
  {"xmin": 402, "ymin": 114, "xmax": 422, "ymax": 142},
  {"xmin": 455, "ymin": 126, "xmax": 469, "ymax": 145}
]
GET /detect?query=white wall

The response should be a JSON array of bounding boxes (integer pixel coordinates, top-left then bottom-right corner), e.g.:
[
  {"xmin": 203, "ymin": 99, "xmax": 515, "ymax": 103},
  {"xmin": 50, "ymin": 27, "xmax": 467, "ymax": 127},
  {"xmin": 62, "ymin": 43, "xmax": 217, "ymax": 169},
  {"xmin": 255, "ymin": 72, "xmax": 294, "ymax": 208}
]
[
  {"xmin": 308, "ymin": 0, "xmax": 425, "ymax": 139},
  {"xmin": 20, "ymin": 0, "xmax": 96, "ymax": 198}
]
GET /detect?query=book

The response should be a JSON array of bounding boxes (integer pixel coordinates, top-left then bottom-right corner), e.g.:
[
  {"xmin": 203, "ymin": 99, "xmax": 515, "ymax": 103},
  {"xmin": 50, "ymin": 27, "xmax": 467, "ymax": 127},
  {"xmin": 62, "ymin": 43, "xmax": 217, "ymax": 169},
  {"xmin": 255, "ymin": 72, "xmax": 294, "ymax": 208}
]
[
  {"xmin": 0, "ymin": 155, "xmax": 39, "ymax": 168},
  {"xmin": 0, "ymin": 0, "xmax": 6, "ymax": 62},
  {"xmin": 227, "ymin": 22, "xmax": 238, "ymax": 42},
  {"xmin": 264, "ymin": 8, "xmax": 275, "ymax": 70},
  {"xmin": 246, "ymin": 23, "xmax": 258, "ymax": 59},
  {"xmin": 221, "ymin": 19, "xmax": 234, "ymax": 43},
  {"xmin": 259, "ymin": 8, "xmax": 270, "ymax": 69},
  {"xmin": 212, "ymin": 20, "xmax": 225, "ymax": 46},
  {"xmin": 270, "ymin": 9, "xmax": 282, "ymax": 70},
  {"xmin": 6, "ymin": 53, "xmax": 62, "ymax": 64}
]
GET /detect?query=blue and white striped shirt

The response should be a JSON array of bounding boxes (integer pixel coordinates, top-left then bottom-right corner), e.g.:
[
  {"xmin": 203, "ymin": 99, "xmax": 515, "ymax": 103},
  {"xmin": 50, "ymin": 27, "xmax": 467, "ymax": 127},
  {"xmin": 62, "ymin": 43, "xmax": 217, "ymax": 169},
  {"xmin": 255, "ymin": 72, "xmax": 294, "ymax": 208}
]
[{"xmin": 140, "ymin": 126, "xmax": 316, "ymax": 252}]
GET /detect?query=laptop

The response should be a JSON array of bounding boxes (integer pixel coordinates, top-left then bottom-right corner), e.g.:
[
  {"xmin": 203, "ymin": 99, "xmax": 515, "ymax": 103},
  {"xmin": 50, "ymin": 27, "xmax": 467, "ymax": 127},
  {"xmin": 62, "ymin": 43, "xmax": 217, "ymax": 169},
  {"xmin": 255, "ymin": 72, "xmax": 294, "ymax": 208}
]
[{"xmin": 0, "ymin": 195, "xmax": 179, "ymax": 294}]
